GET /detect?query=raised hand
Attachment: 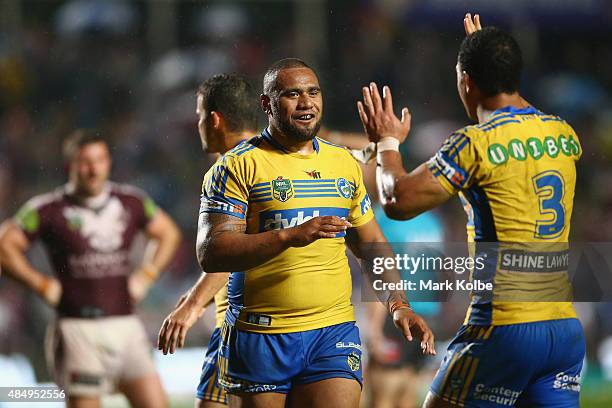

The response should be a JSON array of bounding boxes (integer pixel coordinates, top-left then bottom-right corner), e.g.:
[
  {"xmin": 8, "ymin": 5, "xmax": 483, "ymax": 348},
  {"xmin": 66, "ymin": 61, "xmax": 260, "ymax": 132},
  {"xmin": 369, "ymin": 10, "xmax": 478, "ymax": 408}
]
[
  {"xmin": 464, "ymin": 13, "xmax": 482, "ymax": 35},
  {"xmin": 357, "ymin": 82, "xmax": 411, "ymax": 144}
]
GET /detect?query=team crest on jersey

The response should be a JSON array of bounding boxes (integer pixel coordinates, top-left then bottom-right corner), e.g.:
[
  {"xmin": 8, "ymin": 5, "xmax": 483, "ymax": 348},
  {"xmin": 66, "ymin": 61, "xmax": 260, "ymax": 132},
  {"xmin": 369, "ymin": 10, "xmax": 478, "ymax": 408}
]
[
  {"xmin": 347, "ymin": 351, "xmax": 360, "ymax": 372},
  {"xmin": 66, "ymin": 215, "xmax": 82, "ymax": 231},
  {"xmin": 272, "ymin": 177, "xmax": 294, "ymax": 202},
  {"xmin": 336, "ymin": 178, "xmax": 352, "ymax": 199}
]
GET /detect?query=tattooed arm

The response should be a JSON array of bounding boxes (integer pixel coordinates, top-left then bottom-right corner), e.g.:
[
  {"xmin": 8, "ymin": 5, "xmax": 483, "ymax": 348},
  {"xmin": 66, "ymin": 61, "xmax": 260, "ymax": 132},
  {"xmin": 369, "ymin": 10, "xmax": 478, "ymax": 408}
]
[{"xmin": 196, "ymin": 212, "xmax": 351, "ymax": 272}]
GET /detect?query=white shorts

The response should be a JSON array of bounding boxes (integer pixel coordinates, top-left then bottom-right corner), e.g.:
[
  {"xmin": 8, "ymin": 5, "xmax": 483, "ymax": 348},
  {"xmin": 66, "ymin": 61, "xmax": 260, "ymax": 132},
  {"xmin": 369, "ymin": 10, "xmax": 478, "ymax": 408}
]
[{"xmin": 45, "ymin": 315, "xmax": 157, "ymax": 397}]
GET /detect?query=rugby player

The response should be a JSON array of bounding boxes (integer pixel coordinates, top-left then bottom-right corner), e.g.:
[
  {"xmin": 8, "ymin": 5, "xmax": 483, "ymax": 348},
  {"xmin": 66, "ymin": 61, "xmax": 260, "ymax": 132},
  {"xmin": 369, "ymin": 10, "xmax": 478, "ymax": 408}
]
[
  {"xmin": 357, "ymin": 14, "xmax": 585, "ymax": 408},
  {"xmin": 157, "ymin": 73, "xmax": 259, "ymax": 408},
  {"xmin": 0, "ymin": 129, "xmax": 181, "ymax": 408},
  {"xmin": 196, "ymin": 58, "xmax": 435, "ymax": 408}
]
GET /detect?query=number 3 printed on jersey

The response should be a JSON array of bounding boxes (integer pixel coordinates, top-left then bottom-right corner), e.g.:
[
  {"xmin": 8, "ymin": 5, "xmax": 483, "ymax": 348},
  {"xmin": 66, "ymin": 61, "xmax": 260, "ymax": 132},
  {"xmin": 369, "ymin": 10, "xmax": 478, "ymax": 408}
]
[{"xmin": 532, "ymin": 170, "xmax": 566, "ymax": 239}]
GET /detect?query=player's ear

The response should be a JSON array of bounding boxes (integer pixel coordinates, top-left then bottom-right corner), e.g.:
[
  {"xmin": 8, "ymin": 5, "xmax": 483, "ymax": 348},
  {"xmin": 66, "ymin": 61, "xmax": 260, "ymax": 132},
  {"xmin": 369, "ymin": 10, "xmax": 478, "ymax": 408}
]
[
  {"xmin": 210, "ymin": 111, "xmax": 223, "ymax": 130},
  {"xmin": 463, "ymin": 71, "xmax": 474, "ymax": 95},
  {"xmin": 261, "ymin": 94, "xmax": 272, "ymax": 116}
]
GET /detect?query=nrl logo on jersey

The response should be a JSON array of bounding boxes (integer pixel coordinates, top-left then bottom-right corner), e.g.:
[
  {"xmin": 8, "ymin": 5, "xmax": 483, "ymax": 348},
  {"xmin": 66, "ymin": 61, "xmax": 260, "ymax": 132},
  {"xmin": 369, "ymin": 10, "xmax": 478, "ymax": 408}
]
[{"xmin": 272, "ymin": 176, "xmax": 294, "ymax": 202}]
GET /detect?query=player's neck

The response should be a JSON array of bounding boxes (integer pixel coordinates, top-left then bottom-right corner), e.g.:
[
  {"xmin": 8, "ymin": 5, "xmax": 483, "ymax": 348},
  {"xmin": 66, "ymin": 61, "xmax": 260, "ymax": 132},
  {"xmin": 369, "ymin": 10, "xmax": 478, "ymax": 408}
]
[
  {"xmin": 476, "ymin": 93, "xmax": 529, "ymax": 123},
  {"xmin": 66, "ymin": 182, "xmax": 110, "ymax": 207},
  {"xmin": 222, "ymin": 131, "xmax": 254, "ymax": 154},
  {"xmin": 267, "ymin": 126, "xmax": 315, "ymax": 154}
]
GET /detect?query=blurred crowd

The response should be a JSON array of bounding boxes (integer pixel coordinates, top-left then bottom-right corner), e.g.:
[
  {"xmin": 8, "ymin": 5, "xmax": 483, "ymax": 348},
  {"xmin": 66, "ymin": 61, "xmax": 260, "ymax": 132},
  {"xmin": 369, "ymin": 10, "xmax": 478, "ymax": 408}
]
[{"xmin": 1, "ymin": 0, "xmax": 611, "ymax": 392}]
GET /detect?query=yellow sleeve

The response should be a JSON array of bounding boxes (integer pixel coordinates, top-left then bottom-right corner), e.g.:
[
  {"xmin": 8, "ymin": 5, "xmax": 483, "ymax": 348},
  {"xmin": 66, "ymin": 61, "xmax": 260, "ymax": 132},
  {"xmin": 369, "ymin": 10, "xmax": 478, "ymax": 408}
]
[
  {"xmin": 348, "ymin": 159, "xmax": 374, "ymax": 227},
  {"xmin": 427, "ymin": 129, "xmax": 484, "ymax": 195},
  {"xmin": 565, "ymin": 123, "xmax": 582, "ymax": 161},
  {"xmin": 200, "ymin": 154, "xmax": 249, "ymax": 219}
]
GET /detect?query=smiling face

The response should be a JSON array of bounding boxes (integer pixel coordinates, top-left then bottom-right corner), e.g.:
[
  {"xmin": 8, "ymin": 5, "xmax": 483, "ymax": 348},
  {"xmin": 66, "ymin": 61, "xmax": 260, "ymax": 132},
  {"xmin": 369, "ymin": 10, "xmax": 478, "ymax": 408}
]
[{"xmin": 266, "ymin": 67, "xmax": 323, "ymax": 142}]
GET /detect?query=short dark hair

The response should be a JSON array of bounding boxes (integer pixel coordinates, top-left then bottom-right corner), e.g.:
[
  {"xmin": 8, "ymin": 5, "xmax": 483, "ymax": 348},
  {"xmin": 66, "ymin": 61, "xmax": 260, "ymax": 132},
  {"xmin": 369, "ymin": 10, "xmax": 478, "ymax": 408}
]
[
  {"xmin": 458, "ymin": 27, "xmax": 522, "ymax": 97},
  {"xmin": 263, "ymin": 58, "xmax": 314, "ymax": 95},
  {"xmin": 197, "ymin": 73, "xmax": 258, "ymax": 132},
  {"xmin": 63, "ymin": 129, "xmax": 108, "ymax": 162}
]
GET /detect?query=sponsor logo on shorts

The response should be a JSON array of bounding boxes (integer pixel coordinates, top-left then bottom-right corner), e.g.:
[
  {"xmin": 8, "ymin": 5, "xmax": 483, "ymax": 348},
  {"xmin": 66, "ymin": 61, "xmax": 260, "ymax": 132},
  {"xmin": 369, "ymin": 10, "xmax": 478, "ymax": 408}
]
[
  {"xmin": 473, "ymin": 384, "xmax": 520, "ymax": 406},
  {"xmin": 272, "ymin": 177, "xmax": 294, "ymax": 202},
  {"xmin": 553, "ymin": 372, "xmax": 581, "ymax": 392},
  {"xmin": 242, "ymin": 384, "xmax": 278, "ymax": 393},
  {"xmin": 336, "ymin": 341, "xmax": 362, "ymax": 351},
  {"xmin": 347, "ymin": 351, "xmax": 361, "ymax": 372}
]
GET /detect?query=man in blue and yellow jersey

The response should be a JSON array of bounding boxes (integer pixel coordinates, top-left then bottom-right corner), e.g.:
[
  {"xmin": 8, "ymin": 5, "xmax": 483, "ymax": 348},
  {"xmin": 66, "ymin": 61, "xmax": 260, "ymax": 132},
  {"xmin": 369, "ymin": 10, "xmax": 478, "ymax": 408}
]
[
  {"xmin": 357, "ymin": 15, "xmax": 585, "ymax": 408},
  {"xmin": 157, "ymin": 73, "xmax": 259, "ymax": 408},
  {"xmin": 197, "ymin": 58, "xmax": 435, "ymax": 408}
]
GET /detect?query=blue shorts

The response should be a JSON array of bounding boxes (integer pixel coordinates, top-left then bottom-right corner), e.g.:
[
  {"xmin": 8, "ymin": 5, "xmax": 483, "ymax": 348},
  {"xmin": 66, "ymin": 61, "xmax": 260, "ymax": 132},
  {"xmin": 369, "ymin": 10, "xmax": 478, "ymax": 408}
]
[
  {"xmin": 196, "ymin": 328, "xmax": 227, "ymax": 404},
  {"xmin": 218, "ymin": 321, "xmax": 362, "ymax": 394},
  {"xmin": 431, "ymin": 318, "xmax": 585, "ymax": 407}
]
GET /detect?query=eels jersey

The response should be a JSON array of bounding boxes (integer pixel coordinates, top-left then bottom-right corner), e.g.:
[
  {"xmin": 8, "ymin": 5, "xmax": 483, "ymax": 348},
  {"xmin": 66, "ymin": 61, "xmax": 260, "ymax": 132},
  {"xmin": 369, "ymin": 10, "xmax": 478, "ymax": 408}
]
[
  {"xmin": 428, "ymin": 106, "xmax": 581, "ymax": 326},
  {"xmin": 200, "ymin": 129, "xmax": 374, "ymax": 334}
]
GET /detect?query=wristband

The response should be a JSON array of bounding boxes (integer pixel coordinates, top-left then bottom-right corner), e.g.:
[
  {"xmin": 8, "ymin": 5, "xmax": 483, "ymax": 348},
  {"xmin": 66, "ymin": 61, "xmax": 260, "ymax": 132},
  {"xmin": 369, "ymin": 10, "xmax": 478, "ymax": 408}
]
[
  {"xmin": 388, "ymin": 298, "xmax": 412, "ymax": 315},
  {"xmin": 377, "ymin": 137, "xmax": 400, "ymax": 153},
  {"xmin": 37, "ymin": 276, "xmax": 51, "ymax": 296},
  {"xmin": 139, "ymin": 264, "xmax": 160, "ymax": 282}
]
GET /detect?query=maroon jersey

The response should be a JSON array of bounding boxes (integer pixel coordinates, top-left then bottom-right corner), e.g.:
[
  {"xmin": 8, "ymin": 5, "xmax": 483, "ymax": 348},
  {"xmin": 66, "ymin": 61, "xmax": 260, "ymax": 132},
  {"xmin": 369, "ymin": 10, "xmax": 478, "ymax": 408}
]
[{"xmin": 14, "ymin": 183, "xmax": 158, "ymax": 318}]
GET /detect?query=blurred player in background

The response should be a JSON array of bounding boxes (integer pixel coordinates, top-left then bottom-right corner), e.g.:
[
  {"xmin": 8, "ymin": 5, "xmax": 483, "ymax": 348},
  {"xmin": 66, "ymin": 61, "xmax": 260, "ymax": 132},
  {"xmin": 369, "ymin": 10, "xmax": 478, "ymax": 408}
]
[
  {"xmin": 357, "ymin": 14, "xmax": 585, "ymax": 408},
  {"xmin": 0, "ymin": 129, "xmax": 181, "ymax": 408},
  {"xmin": 157, "ymin": 73, "xmax": 259, "ymax": 408},
  {"xmin": 196, "ymin": 58, "xmax": 434, "ymax": 408}
]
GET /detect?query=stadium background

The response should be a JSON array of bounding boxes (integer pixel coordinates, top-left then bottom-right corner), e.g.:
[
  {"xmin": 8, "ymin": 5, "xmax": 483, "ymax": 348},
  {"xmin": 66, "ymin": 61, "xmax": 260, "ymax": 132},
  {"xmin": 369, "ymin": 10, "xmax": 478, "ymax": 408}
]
[{"xmin": 0, "ymin": 0, "xmax": 611, "ymax": 406}]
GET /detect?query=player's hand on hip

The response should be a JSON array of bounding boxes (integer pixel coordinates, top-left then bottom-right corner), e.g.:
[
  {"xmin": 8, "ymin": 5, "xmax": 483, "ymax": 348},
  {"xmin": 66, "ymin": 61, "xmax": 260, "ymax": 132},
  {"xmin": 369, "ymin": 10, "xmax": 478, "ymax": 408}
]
[
  {"xmin": 157, "ymin": 297, "xmax": 203, "ymax": 355},
  {"xmin": 281, "ymin": 216, "xmax": 352, "ymax": 247},
  {"xmin": 464, "ymin": 13, "xmax": 482, "ymax": 35},
  {"xmin": 357, "ymin": 82, "xmax": 411, "ymax": 144},
  {"xmin": 38, "ymin": 276, "xmax": 62, "ymax": 307},
  {"xmin": 392, "ymin": 307, "xmax": 436, "ymax": 355}
]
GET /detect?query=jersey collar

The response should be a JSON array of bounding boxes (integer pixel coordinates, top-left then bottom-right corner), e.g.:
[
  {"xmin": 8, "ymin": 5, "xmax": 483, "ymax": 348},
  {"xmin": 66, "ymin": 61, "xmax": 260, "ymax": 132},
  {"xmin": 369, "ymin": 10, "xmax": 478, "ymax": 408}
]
[
  {"xmin": 492, "ymin": 105, "xmax": 538, "ymax": 116},
  {"xmin": 261, "ymin": 128, "xmax": 320, "ymax": 154}
]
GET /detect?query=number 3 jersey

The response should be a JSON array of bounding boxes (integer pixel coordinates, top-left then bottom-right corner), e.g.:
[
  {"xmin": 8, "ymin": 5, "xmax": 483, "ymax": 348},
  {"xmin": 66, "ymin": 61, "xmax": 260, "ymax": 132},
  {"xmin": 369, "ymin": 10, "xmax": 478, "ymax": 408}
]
[
  {"xmin": 428, "ymin": 106, "xmax": 582, "ymax": 326},
  {"xmin": 200, "ymin": 129, "xmax": 374, "ymax": 334}
]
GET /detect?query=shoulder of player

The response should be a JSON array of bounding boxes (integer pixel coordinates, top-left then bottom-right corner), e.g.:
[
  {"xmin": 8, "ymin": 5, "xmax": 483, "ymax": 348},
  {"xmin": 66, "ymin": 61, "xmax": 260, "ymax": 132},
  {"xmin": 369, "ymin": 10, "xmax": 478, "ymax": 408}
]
[
  {"xmin": 20, "ymin": 188, "xmax": 65, "ymax": 212},
  {"xmin": 443, "ymin": 126, "xmax": 479, "ymax": 148},
  {"xmin": 224, "ymin": 135, "xmax": 265, "ymax": 160},
  {"xmin": 316, "ymin": 137, "xmax": 355, "ymax": 160},
  {"xmin": 208, "ymin": 135, "xmax": 265, "ymax": 177},
  {"xmin": 108, "ymin": 182, "xmax": 151, "ymax": 204}
]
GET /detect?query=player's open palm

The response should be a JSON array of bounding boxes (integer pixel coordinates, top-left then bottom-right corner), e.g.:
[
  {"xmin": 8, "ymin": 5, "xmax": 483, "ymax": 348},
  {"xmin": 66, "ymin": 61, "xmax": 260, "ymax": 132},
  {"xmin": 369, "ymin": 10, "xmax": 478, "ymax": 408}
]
[
  {"xmin": 284, "ymin": 216, "xmax": 352, "ymax": 247},
  {"xmin": 357, "ymin": 82, "xmax": 411, "ymax": 144},
  {"xmin": 393, "ymin": 307, "xmax": 436, "ymax": 355},
  {"xmin": 157, "ymin": 295, "xmax": 204, "ymax": 355}
]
